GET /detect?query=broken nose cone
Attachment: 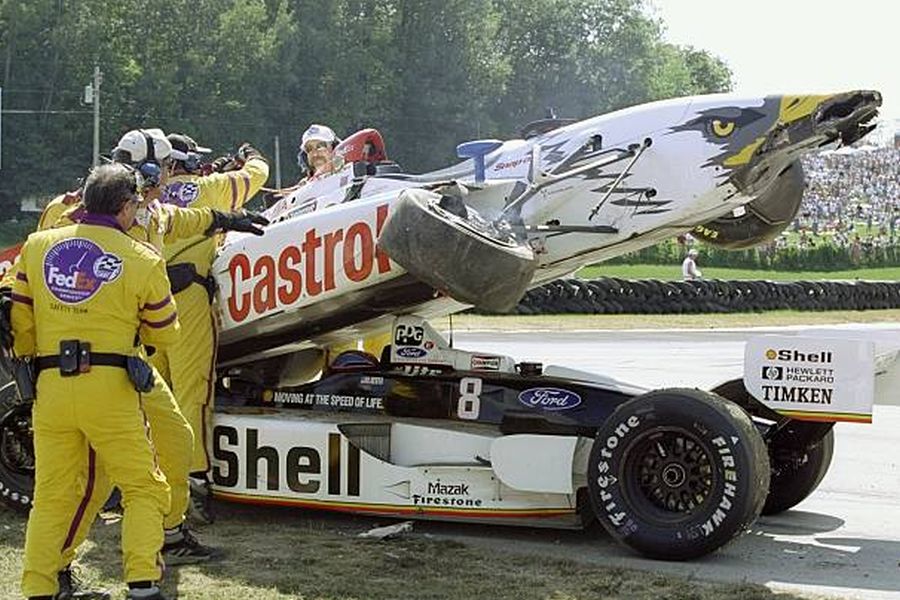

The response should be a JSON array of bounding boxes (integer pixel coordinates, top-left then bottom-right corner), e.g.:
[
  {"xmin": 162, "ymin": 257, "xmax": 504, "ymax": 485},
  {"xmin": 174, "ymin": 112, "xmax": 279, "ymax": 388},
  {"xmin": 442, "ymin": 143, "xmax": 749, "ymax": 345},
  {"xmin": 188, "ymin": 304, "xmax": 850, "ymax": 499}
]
[{"xmin": 813, "ymin": 90, "xmax": 882, "ymax": 146}]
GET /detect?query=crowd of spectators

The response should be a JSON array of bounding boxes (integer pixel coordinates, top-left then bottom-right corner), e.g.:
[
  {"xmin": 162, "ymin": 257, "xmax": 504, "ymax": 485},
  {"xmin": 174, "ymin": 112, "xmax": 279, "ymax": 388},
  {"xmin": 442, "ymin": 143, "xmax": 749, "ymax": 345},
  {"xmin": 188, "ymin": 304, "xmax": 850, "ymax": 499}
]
[{"xmin": 792, "ymin": 145, "xmax": 900, "ymax": 259}]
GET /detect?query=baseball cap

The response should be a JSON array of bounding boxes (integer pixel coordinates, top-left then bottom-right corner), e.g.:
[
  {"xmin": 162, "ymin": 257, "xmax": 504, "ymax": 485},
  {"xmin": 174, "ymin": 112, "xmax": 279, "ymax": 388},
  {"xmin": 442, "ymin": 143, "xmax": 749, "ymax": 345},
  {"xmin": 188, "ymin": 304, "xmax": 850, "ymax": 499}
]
[
  {"xmin": 688, "ymin": 248, "xmax": 699, "ymax": 256},
  {"xmin": 301, "ymin": 124, "xmax": 337, "ymax": 148},
  {"xmin": 167, "ymin": 133, "xmax": 211, "ymax": 161}
]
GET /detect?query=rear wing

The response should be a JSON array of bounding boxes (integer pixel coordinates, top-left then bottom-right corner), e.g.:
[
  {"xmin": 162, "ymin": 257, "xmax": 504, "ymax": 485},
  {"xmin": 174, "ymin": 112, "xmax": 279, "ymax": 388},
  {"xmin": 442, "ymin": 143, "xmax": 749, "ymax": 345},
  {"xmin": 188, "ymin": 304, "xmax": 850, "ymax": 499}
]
[{"xmin": 744, "ymin": 329, "xmax": 899, "ymax": 423}]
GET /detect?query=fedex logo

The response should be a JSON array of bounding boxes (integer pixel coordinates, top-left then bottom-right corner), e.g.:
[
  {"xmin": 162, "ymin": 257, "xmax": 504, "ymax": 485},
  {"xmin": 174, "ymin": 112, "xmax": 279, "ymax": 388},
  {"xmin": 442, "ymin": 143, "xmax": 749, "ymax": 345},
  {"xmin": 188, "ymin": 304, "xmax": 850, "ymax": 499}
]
[
  {"xmin": 47, "ymin": 266, "xmax": 90, "ymax": 289},
  {"xmin": 227, "ymin": 204, "xmax": 392, "ymax": 323}
]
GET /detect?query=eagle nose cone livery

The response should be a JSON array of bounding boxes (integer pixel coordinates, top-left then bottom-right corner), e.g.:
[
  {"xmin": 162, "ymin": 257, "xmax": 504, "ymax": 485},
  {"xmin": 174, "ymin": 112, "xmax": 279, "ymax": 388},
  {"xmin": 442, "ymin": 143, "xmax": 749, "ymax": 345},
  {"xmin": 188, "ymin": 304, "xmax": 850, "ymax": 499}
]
[{"xmin": 211, "ymin": 90, "xmax": 880, "ymax": 367}]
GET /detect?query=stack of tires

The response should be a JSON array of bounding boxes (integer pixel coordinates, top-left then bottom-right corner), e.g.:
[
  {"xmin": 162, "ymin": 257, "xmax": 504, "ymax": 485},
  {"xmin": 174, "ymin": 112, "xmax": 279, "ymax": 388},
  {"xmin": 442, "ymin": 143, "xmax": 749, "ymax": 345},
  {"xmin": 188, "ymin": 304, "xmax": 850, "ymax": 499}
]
[{"xmin": 509, "ymin": 278, "xmax": 900, "ymax": 315}]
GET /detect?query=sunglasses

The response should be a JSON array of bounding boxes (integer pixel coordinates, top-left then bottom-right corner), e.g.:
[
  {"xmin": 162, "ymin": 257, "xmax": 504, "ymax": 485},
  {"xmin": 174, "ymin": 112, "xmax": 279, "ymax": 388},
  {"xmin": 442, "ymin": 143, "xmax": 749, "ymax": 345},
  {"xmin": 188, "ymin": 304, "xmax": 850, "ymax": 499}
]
[{"xmin": 304, "ymin": 140, "xmax": 330, "ymax": 153}]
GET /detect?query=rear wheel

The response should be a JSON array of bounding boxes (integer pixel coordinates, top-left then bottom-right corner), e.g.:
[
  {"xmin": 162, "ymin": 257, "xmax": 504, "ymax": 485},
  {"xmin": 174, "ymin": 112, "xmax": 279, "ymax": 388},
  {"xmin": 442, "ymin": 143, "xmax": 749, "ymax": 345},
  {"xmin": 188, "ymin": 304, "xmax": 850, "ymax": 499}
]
[
  {"xmin": 711, "ymin": 379, "xmax": 835, "ymax": 515},
  {"xmin": 0, "ymin": 381, "xmax": 34, "ymax": 512},
  {"xmin": 587, "ymin": 388, "xmax": 769, "ymax": 560},
  {"xmin": 763, "ymin": 428, "xmax": 834, "ymax": 515}
]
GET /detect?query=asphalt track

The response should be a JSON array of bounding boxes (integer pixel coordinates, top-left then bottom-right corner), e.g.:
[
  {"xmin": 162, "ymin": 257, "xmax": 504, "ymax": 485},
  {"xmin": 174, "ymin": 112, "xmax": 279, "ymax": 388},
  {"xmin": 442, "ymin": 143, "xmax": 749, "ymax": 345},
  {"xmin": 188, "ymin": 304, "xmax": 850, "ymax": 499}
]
[{"xmin": 420, "ymin": 326, "xmax": 900, "ymax": 600}]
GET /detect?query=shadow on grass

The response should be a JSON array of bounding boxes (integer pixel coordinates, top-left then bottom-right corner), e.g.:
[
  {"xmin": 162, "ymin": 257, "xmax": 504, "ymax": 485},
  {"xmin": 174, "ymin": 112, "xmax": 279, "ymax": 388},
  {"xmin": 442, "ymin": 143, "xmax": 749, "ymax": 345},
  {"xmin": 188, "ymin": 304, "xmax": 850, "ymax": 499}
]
[
  {"xmin": 7, "ymin": 501, "xmax": 873, "ymax": 600},
  {"xmin": 69, "ymin": 501, "xmax": 807, "ymax": 600}
]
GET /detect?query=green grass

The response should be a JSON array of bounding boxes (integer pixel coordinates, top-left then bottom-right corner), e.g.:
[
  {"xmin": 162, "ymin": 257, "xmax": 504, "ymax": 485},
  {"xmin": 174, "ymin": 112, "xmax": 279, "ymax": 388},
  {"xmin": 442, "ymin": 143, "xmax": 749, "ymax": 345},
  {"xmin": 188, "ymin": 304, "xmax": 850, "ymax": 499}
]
[
  {"xmin": 577, "ymin": 264, "xmax": 900, "ymax": 281},
  {"xmin": 0, "ymin": 505, "xmax": 803, "ymax": 600}
]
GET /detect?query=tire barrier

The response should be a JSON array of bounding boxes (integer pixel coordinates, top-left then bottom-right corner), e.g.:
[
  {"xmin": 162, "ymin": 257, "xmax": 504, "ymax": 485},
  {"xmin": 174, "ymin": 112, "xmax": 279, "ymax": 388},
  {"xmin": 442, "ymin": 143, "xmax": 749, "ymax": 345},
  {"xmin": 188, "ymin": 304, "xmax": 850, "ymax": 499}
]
[{"xmin": 509, "ymin": 278, "xmax": 900, "ymax": 315}]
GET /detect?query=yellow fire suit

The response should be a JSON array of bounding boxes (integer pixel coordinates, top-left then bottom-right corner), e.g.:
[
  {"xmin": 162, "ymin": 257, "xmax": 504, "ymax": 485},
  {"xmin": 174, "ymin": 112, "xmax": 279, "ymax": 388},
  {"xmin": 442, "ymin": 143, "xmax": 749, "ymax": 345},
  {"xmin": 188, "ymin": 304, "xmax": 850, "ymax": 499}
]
[
  {"xmin": 37, "ymin": 190, "xmax": 82, "ymax": 231},
  {"xmin": 12, "ymin": 214, "xmax": 180, "ymax": 596},
  {"xmin": 40, "ymin": 199, "xmax": 217, "ymax": 568},
  {"xmin": 154, "ymin": 157, "xmax": 269, "ymax": 474}
]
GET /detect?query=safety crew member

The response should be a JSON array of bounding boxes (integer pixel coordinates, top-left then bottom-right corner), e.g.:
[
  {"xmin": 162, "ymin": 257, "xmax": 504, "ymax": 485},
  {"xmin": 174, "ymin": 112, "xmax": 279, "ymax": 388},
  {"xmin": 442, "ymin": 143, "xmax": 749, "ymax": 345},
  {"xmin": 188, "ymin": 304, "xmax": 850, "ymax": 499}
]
[
  {"xmin": 64, "ymin": 130, "xmax": 267, "ymax": 574},
  {"xmin": 13, "ymin": 163, "xmax": 179, "ymax": 600},
  {"xmin": 154, "ymin": 132, "xmax": 269, "ymax": 524},
  {"xmin": 5, "ymin": 129, "xmax": 269, "ymax": 597}
]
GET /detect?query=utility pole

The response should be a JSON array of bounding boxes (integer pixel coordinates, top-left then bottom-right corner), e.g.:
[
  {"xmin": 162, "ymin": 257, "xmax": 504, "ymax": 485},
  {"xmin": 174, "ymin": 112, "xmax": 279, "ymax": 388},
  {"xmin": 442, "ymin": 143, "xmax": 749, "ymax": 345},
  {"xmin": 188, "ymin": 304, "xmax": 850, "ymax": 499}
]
[
  {"xmin": 274, "ymin": 135, "xmax": 282, "ymax": 188},
  {"xmin": 84, "ymin": 66, "xmax": 102, "ymax": 165},
  {"xmin": 91, "ymin": 66, "xmax": 101, "ymax": 166}
]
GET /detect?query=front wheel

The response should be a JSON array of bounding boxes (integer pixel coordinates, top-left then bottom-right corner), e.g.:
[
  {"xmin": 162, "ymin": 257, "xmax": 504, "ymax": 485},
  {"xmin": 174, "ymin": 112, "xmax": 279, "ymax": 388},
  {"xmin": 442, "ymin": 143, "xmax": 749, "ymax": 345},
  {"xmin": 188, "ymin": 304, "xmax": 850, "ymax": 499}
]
[
  {"xmin": 587, "ymin": 388, "xmax": 770, "ymax": 560},
  {"xmin": 378, "ymin": 189, "xmax": 537, "ymax": 313},
  {"xmin": 0, "ymin": 380, "xmax": 34, "ymax": 512}
]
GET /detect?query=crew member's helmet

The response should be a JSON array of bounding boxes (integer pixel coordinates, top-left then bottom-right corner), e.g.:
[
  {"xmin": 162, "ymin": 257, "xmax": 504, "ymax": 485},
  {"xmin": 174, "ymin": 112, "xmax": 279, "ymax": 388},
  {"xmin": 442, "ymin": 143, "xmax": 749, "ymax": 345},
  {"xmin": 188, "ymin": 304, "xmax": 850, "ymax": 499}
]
[
  {"xmin": 111, "ymin": 128, "xmax": 173, "ymax": 188},
  {"xmin": 167, "ymin": 133, "xmax": 211, "ymax": 173}
]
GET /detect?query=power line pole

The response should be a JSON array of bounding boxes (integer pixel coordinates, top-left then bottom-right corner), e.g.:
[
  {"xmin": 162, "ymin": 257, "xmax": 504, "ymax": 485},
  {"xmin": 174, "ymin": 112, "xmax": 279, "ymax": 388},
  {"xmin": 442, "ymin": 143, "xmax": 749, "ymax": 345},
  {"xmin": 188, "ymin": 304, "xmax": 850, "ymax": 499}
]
[
  {"xmin": 274, "ymin": 135, "xmax": 282, "ymax": 188},
  {"xmin": 91, "ymin": 65, "xmax": 102, "ymax": 166}
]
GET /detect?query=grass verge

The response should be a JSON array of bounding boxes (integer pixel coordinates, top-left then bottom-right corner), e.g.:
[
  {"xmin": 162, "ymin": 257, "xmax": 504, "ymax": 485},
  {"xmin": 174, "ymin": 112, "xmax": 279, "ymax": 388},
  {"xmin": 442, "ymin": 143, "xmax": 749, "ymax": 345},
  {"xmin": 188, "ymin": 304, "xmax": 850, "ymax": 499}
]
[
  {"xmin": 576, "ymin": 264, "xmax": 900, "ymax": 281},
  {"xmin": 0, "ymin": 504, "xmax": 802, "ymax": 600}
]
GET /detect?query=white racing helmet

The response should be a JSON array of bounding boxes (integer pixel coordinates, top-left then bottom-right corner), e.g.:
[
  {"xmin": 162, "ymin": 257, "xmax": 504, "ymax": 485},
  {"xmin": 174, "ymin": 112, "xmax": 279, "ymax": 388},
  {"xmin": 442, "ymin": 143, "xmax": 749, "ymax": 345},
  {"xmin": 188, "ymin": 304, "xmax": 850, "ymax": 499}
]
[
  {"xmin": 297, "ymin": 124, "xmax": 340, "ymax": 175},
  {"xmin": 111, "ymin": 128, "xmax": 172, "ymax": 188},
  {"xmin": 112, "ymin": 128, "xmax": 172, "ymax": 163},
  {"xmin": 301, "ymin": 124, "xmax": 338, "ymax": 149}
]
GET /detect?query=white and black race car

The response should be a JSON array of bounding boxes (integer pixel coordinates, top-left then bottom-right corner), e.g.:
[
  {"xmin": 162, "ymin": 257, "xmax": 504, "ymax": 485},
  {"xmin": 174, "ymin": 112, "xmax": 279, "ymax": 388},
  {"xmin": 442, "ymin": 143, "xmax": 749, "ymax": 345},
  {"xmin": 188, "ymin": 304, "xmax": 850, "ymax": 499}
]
[{"xmin": 0, "ymin": 89, "xmax": 886, "ymax": 559}]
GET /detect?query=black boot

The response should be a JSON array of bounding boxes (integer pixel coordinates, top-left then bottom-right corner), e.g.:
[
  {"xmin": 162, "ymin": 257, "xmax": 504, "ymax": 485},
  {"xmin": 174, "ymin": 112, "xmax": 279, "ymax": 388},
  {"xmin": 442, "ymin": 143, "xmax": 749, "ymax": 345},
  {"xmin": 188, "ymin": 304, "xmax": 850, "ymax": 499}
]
[
  {"xmin": 125, "ymin": 583, "xmax": 168, "ymax": 600},
  {"xmin": 187, "ymin": 474, "xmax": 214, "ymax": 525},
  {"xmin": 56, "ymin": 566, "xmax": 111, "ymax": 600},
  {"xmin": 162, "ymin": 523, "xmax": 223, "ymax": 565}
]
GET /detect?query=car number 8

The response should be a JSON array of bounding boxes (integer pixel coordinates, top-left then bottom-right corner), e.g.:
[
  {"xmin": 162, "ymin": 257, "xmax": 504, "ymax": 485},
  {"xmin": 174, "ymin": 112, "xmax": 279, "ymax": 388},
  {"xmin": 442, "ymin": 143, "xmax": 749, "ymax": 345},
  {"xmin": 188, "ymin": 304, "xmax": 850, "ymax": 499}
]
[{"xmin": 457, "ymin": 377, "xmax": 482, "ymax": 420}]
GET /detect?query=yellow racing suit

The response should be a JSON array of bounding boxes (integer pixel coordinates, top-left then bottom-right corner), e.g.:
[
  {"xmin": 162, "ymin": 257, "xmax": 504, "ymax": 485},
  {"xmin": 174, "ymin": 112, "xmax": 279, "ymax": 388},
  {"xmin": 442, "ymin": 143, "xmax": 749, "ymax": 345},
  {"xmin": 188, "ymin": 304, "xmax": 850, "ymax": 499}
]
[
  {"xmin": 153, "ymin": 157, "xmax": 269, "ymax": 474},
  {"xmin": 36, "ymin": 189, "xmax": 81, "ymax": 231},
  {"xmin": 41, "ymin": 199, "xmax": 217, "ymax": 568},
  {"xmin": 12, "ymin": 214, "xmax": 180, "ymax": 596}
]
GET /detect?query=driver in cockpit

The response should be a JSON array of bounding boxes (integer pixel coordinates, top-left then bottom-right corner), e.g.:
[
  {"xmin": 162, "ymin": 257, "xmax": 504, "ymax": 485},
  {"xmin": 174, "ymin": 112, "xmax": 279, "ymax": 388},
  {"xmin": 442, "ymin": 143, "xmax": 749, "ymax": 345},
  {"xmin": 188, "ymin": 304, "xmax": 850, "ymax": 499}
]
[{"xmin": 297, "ymin": 124, "xmax": 344, "ymax": 183}]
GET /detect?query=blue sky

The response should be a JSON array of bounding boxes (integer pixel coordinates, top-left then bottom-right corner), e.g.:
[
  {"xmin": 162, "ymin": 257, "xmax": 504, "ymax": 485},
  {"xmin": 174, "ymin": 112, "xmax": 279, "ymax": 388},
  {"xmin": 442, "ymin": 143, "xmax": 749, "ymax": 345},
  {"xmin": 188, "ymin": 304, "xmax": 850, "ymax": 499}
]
[{"xmin": 651, "ymin": 0, "xmax": 898, "ymax": 127}]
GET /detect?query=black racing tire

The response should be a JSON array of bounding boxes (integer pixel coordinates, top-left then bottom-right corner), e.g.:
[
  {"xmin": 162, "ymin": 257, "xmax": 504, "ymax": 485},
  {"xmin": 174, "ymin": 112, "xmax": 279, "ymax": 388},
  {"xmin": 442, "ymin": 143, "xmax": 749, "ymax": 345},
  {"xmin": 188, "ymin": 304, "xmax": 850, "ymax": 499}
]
[
  {"xmin": 0, "ymin": 380, "xmax": 34, "ymax": 512},
  {"xmin": 692, "ymin": 161, "xmax": 805, "ymax": 250},
  {"xmin": 762, "ymin": 428, "xmax": 834, "ymax": 515},
  {"xmin": 378, "ymin": 189, "xmax": 537, "ymax": 313},
  {"xmin": 710, "ymin": 378, "xmax": 835, "ymax": 516},
  {"xmin": 587, "ymin": 388, "xmax": 769, "ymax": 560}
]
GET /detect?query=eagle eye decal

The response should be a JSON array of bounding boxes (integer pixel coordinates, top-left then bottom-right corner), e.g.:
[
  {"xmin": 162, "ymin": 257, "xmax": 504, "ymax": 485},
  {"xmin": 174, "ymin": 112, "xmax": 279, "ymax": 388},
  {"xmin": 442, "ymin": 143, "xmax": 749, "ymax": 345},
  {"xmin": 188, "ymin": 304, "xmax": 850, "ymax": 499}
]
[
  {"xmin": 711, "ymin": 119, "xmax": 735, "ymax": 137},
  {"xmin": 666, "ymin": 100, "xmax": 780, "ymax": 172}
]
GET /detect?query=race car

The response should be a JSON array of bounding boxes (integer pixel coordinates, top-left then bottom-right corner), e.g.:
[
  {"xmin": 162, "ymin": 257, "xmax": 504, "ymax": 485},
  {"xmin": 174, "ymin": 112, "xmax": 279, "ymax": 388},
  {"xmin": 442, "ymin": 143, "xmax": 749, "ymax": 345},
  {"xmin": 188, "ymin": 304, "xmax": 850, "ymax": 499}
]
[{"xmin": 0, "ymin": 89, "xmax": 886, "ymax": 560}]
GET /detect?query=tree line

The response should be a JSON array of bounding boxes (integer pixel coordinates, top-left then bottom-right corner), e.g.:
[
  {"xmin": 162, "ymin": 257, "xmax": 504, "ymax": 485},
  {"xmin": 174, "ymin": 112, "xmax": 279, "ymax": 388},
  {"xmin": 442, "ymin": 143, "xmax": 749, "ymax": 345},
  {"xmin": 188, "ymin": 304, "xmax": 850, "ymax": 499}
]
[{"xmin": 0, "ymin": 0, "xmax": 731, "ymax": 221}]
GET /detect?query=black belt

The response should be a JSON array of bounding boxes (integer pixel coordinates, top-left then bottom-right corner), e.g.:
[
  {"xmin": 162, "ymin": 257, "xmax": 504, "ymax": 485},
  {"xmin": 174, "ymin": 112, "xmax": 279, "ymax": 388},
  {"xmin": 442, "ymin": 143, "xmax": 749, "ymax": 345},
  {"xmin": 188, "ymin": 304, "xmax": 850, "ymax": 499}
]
[{"xmin": 35, "ymin": 353, "xmax": 128, "ymax": 375}]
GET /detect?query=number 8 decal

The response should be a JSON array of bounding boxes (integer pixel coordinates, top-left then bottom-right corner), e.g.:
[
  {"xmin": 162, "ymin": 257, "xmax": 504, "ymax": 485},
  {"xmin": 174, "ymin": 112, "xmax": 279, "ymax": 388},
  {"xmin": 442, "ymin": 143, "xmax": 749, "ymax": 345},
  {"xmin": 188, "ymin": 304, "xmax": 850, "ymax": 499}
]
[{"xmin": 457, "ymin": 377, "xmax": 482, "ymax": 420}]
